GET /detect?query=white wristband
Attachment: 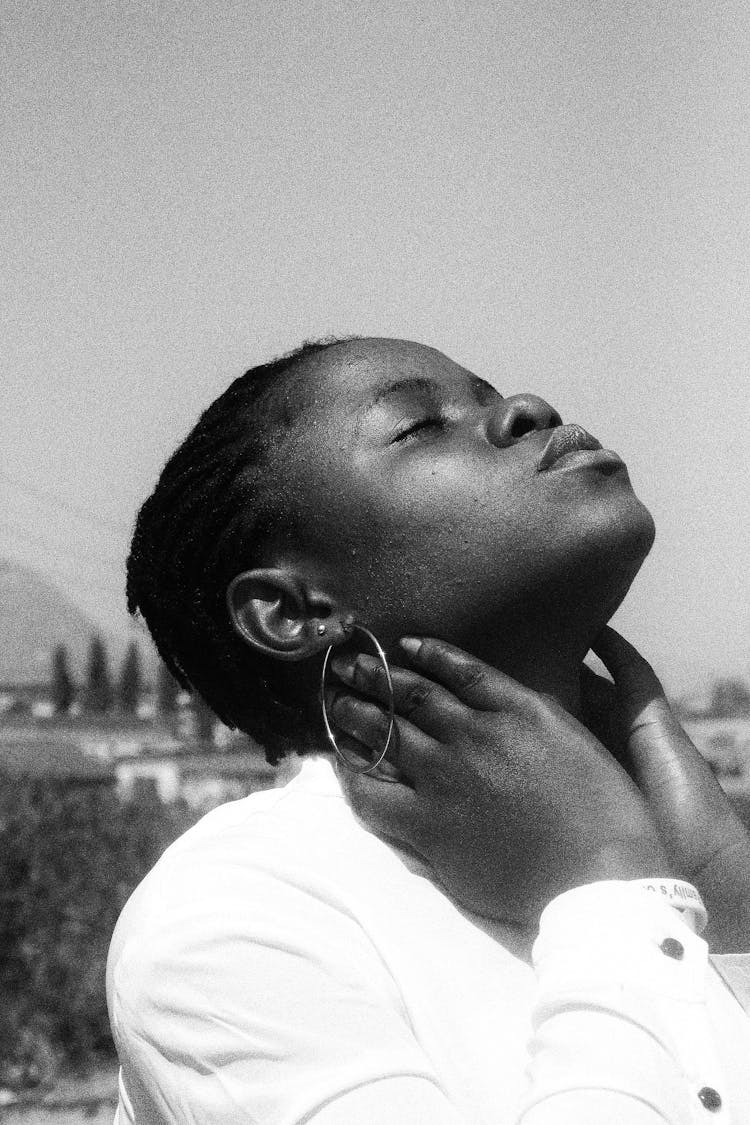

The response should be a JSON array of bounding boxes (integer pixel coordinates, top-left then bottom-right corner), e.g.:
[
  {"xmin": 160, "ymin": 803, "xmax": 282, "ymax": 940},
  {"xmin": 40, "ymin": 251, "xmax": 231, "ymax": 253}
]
[{"xmin": 632, "ymin": 878, "xmax": 708, "ymax": 934}]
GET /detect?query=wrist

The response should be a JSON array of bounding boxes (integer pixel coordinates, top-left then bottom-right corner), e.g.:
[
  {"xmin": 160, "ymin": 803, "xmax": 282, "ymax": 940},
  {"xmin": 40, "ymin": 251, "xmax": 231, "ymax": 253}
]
[{"xmin": 579, "ymin": 839, "xmax": 674, "ymax": 886}]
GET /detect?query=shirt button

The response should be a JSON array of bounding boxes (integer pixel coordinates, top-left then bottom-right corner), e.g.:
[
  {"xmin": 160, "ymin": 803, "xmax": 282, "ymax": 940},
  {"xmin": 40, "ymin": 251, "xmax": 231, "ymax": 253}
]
[
  {"xmin": 659, "ymin": 937, "xmax": 685, "ymax": 960},
  {"xmin": 697, "ymin": 1087, "xmax": 722, "ymax": 1112}
]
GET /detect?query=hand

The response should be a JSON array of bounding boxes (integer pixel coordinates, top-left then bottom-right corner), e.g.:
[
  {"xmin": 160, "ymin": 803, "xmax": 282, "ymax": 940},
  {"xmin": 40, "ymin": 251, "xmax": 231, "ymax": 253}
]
[
  {"xmin": 588, "ymin": 627, "xmax": 750, "ymax": 952},
  {"xmin": 328, "ymin": 637, "xmax": 670, "ymax": 929}
]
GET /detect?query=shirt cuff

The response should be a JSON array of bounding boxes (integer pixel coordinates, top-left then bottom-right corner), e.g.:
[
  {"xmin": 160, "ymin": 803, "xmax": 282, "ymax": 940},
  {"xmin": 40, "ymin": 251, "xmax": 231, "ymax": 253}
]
[
  {"xmin": 532, "ymin": 880, "xmax": 709, "ymax": 1017},
  {"xmin": 521, "ymin": 882, "xmax": 721, "ymax": 1123}
]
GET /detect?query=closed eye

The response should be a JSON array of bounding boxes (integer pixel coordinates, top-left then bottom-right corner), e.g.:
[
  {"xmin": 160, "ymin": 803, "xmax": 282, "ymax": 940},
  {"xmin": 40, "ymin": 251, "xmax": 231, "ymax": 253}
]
[{"xmin": 391, "ymin": 416, "xmax": 446, "ymax": 443}]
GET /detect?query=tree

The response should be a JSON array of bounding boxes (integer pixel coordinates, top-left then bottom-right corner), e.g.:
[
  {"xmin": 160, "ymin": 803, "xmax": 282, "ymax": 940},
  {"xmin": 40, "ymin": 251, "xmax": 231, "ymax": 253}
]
[
  {"xmin": 156, "ymin": 661, "xmax": 180, "ymax": 715},
  {"xmin": 0, "ymin": 780, "xmax": 197, "ymax": 1089},
  {"xmin": 118, "ymin": 641, "xmax": 143, "ymax": 715},
  {"xmin": 192, "ymin": 692, "xmax": 216, "ymax": 745},
  {"xmin": 710, "ymin": 677, "xmax": 750, "ymax": 718},
  {"xmin": 51, "ymin": 644, "xmax": 75, "ymax": 714},
  {"xmin": 83, "ymin": 634, "xmax": 113, "ymax": 714}
]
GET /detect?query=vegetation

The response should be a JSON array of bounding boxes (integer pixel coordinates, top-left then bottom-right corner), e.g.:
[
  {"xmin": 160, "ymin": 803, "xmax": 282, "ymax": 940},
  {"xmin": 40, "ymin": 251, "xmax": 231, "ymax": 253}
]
[
  {"xmin": 3, "ymin": 634, "xmax": 750, "ymax": 1097},
  {"xmin": 193, "ymin": 690, "xmax": 217, "ymax": 742},
  {"xmin": 0, "ymin": 780, "xmax": 196, "ymax": 1093},
  {"xmin": 51, "ymin": 645, "xmax": 75, "ymax": 715},
  {"xmin": 710, "ymin": 676, "xmax": 750, "ymax": 717},
  {"xmin": 118, "ymin": 641, "xmax": 143, "ymax": 715},
  {"xmin": 156, "ymin": 661, "xmax": 180, "ymax": 714},
  {"xmin": 83, "ymin": 635, "xmax": 114, "ymax": 715}
]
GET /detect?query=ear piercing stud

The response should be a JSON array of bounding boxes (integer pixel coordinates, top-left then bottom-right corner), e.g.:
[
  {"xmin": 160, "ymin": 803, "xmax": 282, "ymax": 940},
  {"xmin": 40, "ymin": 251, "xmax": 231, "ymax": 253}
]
[{"xmin": 317, "ymin": 617, "xmax": 355, "ymax": 639}]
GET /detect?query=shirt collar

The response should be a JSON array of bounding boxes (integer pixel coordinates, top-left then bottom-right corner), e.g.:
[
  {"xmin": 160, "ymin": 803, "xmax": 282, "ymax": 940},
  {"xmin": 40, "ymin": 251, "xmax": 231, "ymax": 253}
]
[{"xmin": 286, "ymin": 753, "xmax": 343, "ymax": 796}]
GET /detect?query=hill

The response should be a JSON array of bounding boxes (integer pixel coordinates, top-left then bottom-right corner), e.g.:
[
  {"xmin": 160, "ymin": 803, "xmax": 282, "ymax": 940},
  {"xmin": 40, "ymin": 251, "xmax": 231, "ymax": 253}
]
[{"xmin": 0, "ymin": 558, "xmax": 148, "ymax": 685}]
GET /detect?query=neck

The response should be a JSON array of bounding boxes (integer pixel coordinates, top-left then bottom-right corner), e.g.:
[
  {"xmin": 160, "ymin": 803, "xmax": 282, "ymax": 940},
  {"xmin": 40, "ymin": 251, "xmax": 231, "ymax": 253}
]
[
  {"xmin": 456, "ymin": 570, "xmax": 639, "ymax": 719},
  {"xmin": 458, "ymin": 604, "xmax": 611, "ymax": 720},
  {"xmin": 495, "ymin": 644, "xmax": 583, "ymax": 716}
]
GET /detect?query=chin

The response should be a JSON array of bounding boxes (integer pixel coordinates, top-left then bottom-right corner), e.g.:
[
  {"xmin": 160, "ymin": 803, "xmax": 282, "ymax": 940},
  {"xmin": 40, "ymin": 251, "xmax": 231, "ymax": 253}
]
[
  {"xmin": 575, "ymin": 495, "xmax": 655, "ymax": 613},
  {"xmin": 580, "ymin": 477, "xmax": 655, "ymax": 554},
  {"xmin": 613, "ymin": 494, "xmax": 655, "ymax": 560}
]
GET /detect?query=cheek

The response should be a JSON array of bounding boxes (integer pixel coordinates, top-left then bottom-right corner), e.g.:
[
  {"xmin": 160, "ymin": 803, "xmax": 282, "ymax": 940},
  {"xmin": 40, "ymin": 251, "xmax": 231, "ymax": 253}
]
[
  {"xmin": 297, "ymin": 450, "xmax": 637, "ymax": 613},
  {"xmin": 328, "ymin": 477, "xmax": 544, "ymax": 616}
]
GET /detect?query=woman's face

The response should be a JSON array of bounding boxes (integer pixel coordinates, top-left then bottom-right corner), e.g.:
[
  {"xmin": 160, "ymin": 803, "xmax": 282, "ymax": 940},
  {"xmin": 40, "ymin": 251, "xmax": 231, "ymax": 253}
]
[{"xmin": 268, "ymin": 337, "xmax": 655, "ymax": 654}]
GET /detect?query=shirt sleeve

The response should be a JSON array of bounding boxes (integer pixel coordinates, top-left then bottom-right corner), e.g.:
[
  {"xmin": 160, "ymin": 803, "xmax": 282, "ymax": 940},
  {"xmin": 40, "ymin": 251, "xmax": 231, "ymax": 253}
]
[
  {"xmin": 517, "ymin": 881, "xmax": 733, "ymax": 1125},
  {"xmin": 109, "ymin": 857, "xmax": 743, "ymax": 1125}
]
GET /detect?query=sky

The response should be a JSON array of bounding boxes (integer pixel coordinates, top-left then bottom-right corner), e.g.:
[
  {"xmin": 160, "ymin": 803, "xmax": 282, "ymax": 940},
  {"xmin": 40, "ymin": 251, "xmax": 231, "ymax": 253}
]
[{"xmin": 3, "ymin": 0, "xmax": 750, "ymax": 697}]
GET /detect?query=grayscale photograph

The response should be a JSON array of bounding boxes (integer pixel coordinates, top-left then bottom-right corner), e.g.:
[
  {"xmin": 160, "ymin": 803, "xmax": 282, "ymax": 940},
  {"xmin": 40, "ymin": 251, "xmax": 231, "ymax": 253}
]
[{"xmin": 3, "ymin": 3, "xmax": 750, "ymax": 1122}]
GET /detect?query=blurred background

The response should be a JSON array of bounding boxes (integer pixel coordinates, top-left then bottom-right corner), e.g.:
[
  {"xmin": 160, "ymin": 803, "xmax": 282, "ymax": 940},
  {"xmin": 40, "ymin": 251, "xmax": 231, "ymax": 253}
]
[{"xmin": 3, "ymin": 1, "xmax": 750, "ymax": 1119}]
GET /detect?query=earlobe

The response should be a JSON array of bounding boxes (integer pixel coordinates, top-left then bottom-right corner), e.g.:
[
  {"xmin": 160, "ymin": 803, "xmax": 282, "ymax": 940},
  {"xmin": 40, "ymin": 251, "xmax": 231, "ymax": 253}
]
[{"xmin": 226, "ymin": 568, "xmax": 337, "ymax": 662}]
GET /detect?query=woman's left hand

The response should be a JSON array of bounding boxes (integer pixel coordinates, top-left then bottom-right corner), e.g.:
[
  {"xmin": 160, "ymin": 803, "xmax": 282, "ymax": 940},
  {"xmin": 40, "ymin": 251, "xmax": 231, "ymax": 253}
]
[{"xmin": 589, "ymin": 626, "xmax": 750, "ymax": 952}]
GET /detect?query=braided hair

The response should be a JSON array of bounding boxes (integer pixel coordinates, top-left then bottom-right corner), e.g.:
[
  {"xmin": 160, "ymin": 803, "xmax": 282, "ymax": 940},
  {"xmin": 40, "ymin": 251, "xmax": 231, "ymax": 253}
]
[{"xmin": 126, "ymin": 338, "xmax": 354, "ymax": 764}]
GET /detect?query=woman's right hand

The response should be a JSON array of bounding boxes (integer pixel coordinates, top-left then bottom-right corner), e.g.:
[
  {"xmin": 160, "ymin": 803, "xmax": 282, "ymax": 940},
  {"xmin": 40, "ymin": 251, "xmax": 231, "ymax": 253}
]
[{"xmin": 329, "ymin": 637, "xmax": 671, "ymax": 929}]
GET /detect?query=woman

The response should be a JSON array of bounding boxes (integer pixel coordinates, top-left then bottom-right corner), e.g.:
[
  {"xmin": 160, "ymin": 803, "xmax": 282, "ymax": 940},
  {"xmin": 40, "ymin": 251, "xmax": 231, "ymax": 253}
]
[{"xmin": 107, "ymin": 336, "xmax": 750, "ymax": 1124}]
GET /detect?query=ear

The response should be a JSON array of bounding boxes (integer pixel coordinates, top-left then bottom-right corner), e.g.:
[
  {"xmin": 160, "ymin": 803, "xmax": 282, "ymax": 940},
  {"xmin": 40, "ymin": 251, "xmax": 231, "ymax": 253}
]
[{"xmin": 226, "ymin": 568, "xmax": 340, "ymax": 662}]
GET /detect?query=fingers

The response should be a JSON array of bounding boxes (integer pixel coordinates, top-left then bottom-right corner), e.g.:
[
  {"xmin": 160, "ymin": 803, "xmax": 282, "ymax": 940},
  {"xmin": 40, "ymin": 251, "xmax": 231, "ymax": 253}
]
[
  {"xmin": 590, "ymin": 626, "xmax": 666, "ymax": 712},
  {"xmin": 331, "ymin": 638, "xmax": 525, "ymax": 738},
  {"xmin": 327, "ymin": 689, "xmax": 436, "ymax": 778},
  {"xmin": 591, "ymin": 627, "xmax": 699, "ymax": 787},
  {"xmin": 398, "ymin": 636, "xmax": 507, "ymax": 710},
  {"xmin": 331, "ymin": 652, "xmax": 466, "ymax": 737}
]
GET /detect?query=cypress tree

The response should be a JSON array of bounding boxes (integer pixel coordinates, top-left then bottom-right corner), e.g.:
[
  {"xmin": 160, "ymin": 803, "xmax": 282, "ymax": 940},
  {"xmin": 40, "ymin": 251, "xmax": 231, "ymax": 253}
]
[
  {"xmin": 51, "ymin": 644, "xmax": 75, "ymax": 714},
  {"xmin": 118, "ymin": 641, "xmax": 143, "ymax": 715},
  {"xmin": 711, "ymin": 677, "xmax": 750, "ymax": 717},
  {"xmin": 156, "ymin": 661, "xmax": 180, "ymax": 715},
  {"xmin": 192, "ymin": 692, "xmax": 216, "ymax": 745},
  {"xmin": 84, "ymin": 634, "xmax": 113, "ymax": 714}
]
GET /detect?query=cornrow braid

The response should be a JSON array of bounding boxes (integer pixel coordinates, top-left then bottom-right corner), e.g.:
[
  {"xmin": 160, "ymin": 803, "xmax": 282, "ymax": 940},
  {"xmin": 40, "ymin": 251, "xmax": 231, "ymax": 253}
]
[{"xmin": 126, "ymin": 337, "xmax": 355, "ymax": 764}]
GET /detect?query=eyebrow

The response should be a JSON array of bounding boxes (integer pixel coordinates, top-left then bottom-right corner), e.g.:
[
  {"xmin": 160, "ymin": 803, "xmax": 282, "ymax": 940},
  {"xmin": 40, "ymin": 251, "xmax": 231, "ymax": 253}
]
[
  {"xmin": 367, "ymin": 373, "xmax": 499, "ymax": 412},
  {"xmin": 367, "ymin": 376, "xmax": 442, "ymax": 410}
]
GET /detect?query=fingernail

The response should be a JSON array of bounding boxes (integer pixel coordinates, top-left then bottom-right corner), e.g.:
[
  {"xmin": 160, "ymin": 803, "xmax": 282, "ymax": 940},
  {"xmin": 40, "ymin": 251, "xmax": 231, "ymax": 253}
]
[
  {"xmin": 330, "ymin": 655, "xmax": 355, "ymax": 683},
  {"xmin": 399, "ymin": 636, "xmax": 421, "ymax": 656}
]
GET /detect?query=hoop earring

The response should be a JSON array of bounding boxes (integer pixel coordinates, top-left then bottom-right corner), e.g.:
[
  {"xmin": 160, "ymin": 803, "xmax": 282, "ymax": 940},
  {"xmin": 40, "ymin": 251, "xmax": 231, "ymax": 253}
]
[{"xmin": 319, "ymin": 622, "xmax": 395, "ymax": 774}]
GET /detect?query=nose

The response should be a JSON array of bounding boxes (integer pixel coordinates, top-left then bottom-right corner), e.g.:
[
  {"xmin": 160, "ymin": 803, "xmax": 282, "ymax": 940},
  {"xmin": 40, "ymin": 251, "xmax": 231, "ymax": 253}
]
[{"xmin": 486, "ymin": 394, "xmax": 562, "ymax": 449}]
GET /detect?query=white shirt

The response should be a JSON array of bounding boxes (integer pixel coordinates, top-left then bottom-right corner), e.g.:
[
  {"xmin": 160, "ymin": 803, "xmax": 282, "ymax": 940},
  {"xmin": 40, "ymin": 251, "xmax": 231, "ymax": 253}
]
[{"xmin": 107, "ymin": 756, "xmax": 750, "ymax": 1124}]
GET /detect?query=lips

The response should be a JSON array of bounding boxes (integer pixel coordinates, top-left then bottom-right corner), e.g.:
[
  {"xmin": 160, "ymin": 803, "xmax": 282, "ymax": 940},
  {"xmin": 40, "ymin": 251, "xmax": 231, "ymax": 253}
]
[{"xmin": 537, "ymin": 424, "xmax": 603, "ymax": 471}]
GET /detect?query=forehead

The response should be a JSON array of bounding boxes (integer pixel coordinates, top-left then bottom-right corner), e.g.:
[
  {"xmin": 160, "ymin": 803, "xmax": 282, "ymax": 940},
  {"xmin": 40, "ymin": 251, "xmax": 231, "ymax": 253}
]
[{"xmin": 302, "ymin": 338, "xmax": 489, "ymax": 413}]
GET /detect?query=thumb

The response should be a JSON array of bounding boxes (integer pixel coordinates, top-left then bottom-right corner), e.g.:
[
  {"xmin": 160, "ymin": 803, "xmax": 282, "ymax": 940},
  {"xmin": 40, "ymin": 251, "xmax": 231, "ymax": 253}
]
[
  {"xmin": 590, "ymin": 626, "xmax": 669, "ymax": 728},
  {"xmin": 590, "ymin": 635, "xmax": 747, "ymax": 896},
  {"xmin": 591, "ymin": 626, "xmax": 708, "ymax": 794}
]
